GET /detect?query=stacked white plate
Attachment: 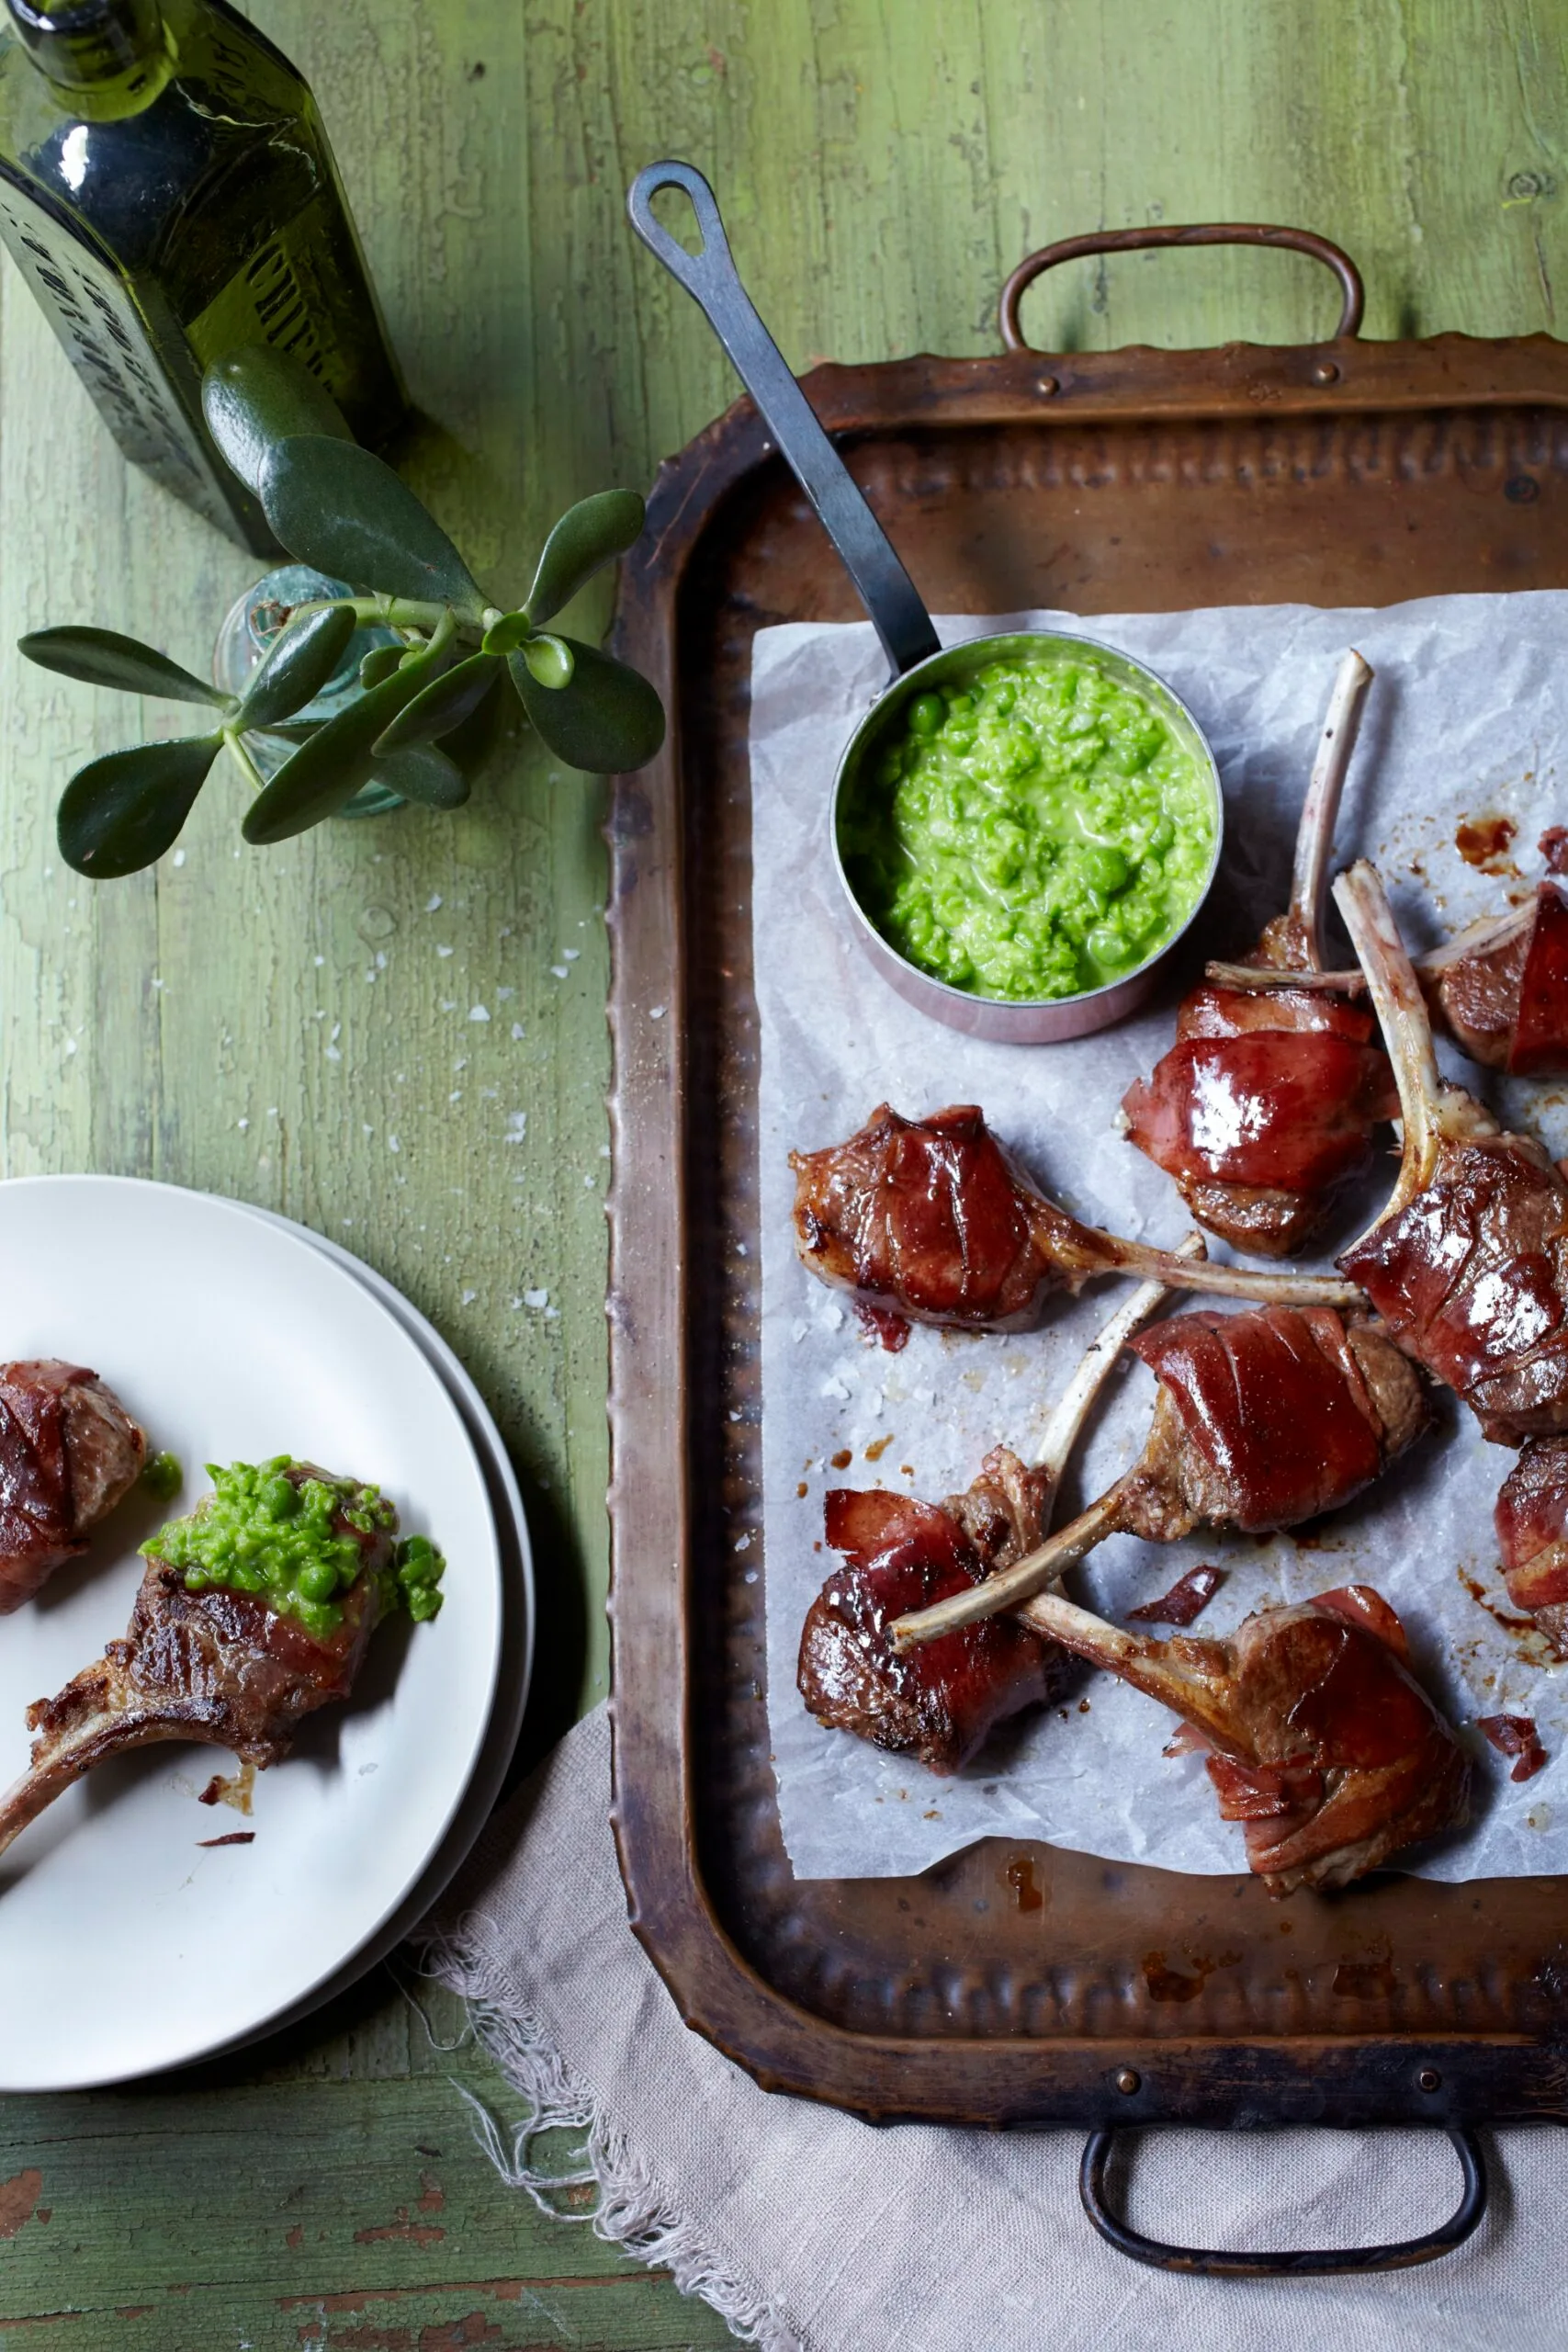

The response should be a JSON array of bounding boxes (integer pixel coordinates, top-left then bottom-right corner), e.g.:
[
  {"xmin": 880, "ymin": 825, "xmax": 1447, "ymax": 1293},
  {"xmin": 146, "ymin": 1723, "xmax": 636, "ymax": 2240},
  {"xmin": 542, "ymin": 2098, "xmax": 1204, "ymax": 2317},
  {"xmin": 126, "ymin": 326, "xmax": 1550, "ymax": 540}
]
[{"xmin": 0, "ymin": 1177, "xmax": 533, "ymax": 2090}]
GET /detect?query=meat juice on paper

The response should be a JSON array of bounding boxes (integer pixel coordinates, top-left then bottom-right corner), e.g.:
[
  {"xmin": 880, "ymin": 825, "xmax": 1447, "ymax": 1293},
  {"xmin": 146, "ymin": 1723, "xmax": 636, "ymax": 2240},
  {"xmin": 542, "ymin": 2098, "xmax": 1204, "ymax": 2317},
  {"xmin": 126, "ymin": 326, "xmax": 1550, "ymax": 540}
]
[{"xmin": 751, "ymin": 594, "xmax": 1568, "ymax": 1883}]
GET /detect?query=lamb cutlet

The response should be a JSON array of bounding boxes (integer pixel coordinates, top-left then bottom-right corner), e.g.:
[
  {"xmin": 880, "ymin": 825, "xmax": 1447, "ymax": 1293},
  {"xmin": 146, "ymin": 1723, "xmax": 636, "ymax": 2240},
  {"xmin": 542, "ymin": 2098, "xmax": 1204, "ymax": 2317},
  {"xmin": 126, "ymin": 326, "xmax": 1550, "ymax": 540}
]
[
  {"xmin": 789, "ymin": 1102, "xmax": 1361, "ymax": 1351},
  {"xmin": 0, "ymin": 1461, "xmax": 395, "ymax": 1863},
  {"xmin": 1122, "ymin": 651, "xmax": 1398, "ymax": 1258},
  {"xmin": 1018, "ymin": 1583, "xmax": 1470, "ymax": 1895},
  {"xmin": 1334, "ymin": 861, "xmax": 1568, "ymax": 1444},
  {"xmin": 0, "ymin": 1361, "xmax": 145, "ymax": 1613},
  {"xmin": 798, "ymin": 1263, "xmax": 1190, "ymax": 1772},
  {"xmin": 890, "ymin": 1302, "xmax": 1428, "ymax": 1649}
]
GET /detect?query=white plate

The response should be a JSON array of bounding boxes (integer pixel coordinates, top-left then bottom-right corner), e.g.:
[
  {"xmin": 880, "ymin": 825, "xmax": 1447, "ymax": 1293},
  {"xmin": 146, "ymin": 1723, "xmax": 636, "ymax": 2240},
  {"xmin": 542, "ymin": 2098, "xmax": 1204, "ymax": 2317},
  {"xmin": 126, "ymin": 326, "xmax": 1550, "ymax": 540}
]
[
  {"xmin": 223, "ymin": 1203, "xmax": 533, "ymax": 2050},
  {"xmin": 0, "ymin": 1176, "xmax": 502, "ymax": 2091}
]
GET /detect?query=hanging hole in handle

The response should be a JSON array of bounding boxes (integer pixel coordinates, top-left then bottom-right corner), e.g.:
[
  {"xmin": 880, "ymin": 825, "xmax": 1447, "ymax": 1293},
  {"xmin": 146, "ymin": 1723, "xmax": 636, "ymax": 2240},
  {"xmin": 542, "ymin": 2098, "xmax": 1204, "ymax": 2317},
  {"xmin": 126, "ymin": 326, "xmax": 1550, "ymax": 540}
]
[
  {"xmin": 1079, "ymin": 2126, "xmax": 1485, "ymax": 2278},
  {"xmin": 649, "ymin": 181, "xmax": 705, "ymax": 257},
  {"xmin": 998, "ymin": 223, "xmax": 1365, "ymax": 353}
]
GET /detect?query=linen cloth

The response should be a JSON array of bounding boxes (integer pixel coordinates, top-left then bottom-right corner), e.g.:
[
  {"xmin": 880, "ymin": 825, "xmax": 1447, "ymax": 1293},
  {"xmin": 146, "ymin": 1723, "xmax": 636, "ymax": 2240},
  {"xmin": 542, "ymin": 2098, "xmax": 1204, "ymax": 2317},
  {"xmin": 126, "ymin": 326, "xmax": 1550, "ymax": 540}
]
[{"xmin": 423, "ymin": 1705, "xmax": 1568, "ymax": 2352}]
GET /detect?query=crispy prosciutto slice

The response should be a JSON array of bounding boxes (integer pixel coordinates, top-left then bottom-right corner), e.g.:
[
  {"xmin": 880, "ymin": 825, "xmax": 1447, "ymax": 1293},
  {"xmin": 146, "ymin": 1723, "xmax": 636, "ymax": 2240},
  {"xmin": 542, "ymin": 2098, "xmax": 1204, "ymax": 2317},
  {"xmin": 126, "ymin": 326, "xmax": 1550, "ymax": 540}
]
[
  {"xmin": 798, "ymin": 1262, "xmax": 1190, "ymax": 1772},
  {"xmin": 0, "ymin": 1463, "xmax": 395, "ymax": 1862},
  {"xmin": 1122, "ymin": 653, "xmax": 1397, "ymax": 1257},
  {"xmin": 1335, "ymin": 862, "xmax": 1568, "ymax": 1442},
  {"xmin": 891, "ymin": 1302, "xmax": 1427, "ymax": 1649},
  {"xmin": 790, "ymin": 1102, "xmax": 1359, "ymax": 1347},
  {"xmin": 0, "ymin": 1361, "xmax": 146, "ymax": 1613},
  {"xmin": 1495, "ymin": 1435, "xmax": 1568, "ymax": 1655},
  {"xmin": 1019, "ymin": 1584, "xmax": 1470, "ymax": 1894}
]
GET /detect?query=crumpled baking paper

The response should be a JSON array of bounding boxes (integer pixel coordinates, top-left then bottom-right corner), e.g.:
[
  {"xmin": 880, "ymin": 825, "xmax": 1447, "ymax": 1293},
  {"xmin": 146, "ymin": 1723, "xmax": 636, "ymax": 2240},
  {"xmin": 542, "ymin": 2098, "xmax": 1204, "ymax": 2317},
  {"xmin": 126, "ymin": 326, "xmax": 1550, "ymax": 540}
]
[{"xmin": 751, "ymin": 593, "xmax": 1568, "ymax": 1882}]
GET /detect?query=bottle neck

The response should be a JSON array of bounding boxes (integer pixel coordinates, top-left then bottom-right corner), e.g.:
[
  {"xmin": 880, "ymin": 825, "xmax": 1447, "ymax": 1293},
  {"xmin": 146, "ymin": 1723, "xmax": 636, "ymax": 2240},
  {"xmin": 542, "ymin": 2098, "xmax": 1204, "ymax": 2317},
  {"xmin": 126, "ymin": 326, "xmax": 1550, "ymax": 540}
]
[{"xmin": 6, "ymin": 0, "xmax": 169, "ymax": 98}]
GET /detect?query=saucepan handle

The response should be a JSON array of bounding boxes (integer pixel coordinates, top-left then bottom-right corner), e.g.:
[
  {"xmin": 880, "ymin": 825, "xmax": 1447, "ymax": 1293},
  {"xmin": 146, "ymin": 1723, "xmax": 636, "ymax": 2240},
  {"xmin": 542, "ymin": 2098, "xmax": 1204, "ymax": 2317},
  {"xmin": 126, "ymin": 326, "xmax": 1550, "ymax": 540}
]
[
  {"xmin": 999, "ymin": 222, "xmax": 1366, "ymax": 351},
  {"xmin": 626, "ymin": 160, "xmax": 941, "ymax": 678},
  {"xmin": 1078, "ymin": 2126, "xmax": 1486, "ymax": 2276}
]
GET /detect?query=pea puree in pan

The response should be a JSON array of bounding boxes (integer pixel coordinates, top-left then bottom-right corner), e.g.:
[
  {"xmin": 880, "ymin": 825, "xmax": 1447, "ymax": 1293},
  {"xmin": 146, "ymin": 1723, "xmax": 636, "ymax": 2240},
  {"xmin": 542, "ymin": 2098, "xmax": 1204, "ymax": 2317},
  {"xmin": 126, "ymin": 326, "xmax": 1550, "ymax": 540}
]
[{"xmin": 839, "ymin": 650, "xmax": 1217, "ymax": 1003}]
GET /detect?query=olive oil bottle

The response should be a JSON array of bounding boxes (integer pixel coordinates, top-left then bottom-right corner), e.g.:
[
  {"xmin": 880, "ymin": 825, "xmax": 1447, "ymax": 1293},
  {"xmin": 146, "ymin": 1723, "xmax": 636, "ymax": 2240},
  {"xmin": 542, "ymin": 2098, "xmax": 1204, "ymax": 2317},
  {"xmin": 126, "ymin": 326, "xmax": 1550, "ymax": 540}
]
[{"xmin": 0, "ymin": 0, "xmax": 405, "ymax": 550}]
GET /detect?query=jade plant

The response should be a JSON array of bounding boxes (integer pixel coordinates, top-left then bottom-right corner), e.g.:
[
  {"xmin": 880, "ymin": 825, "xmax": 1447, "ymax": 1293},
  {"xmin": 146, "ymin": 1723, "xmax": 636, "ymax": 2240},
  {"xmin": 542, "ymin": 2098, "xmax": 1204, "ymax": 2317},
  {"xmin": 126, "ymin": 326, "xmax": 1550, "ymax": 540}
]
[{"xmin": 18, "ymin": 346, "xmax": 665, "ymax": 876}]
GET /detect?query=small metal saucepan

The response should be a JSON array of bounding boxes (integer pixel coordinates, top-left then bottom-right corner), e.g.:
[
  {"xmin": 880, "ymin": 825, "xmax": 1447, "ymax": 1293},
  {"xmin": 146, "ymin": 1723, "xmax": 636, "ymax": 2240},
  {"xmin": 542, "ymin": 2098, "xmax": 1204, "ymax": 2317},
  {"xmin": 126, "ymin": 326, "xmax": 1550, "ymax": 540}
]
[{"xmin": 626, "ymin": 161, "xmax": 1224, "ymax": 1044}]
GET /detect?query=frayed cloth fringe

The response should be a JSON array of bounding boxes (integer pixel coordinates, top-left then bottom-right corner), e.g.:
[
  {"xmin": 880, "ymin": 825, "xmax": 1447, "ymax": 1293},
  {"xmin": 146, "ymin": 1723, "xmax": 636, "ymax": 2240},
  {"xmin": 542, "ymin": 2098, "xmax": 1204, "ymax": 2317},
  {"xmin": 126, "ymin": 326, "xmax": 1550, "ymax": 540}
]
[{"xmin": 410, "ymin": 1913, "xmax": 804, "ymax": 2352}]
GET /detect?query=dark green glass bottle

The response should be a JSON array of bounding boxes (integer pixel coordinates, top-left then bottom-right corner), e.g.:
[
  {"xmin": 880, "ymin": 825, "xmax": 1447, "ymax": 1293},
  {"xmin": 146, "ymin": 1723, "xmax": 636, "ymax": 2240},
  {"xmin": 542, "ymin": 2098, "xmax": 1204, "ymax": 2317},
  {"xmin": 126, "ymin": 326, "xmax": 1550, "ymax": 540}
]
[{"xmin": 0, "ymin": 0, "xmax": 406, "ymax": 549}]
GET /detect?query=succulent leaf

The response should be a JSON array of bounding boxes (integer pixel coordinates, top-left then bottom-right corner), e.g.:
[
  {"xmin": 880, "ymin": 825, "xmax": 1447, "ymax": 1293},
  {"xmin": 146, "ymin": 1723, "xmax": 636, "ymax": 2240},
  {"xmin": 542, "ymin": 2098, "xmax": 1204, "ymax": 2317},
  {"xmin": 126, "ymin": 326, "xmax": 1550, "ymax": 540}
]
[
  {"xmin": 523, "ymin": 490, "xmax": 646, "ymax": 626},
  {"xmin": 367, "ymin": 744, "xmax": 469, "ymax": 809},
  {"xmin": 359, "ymin": 644, "xmax": 405, "ymax": 689},
  {"xmin": 234, "ymin": 604, "xmax": 357, "ymax": 729},
  {"xmin": 259, "ymin": 436, "xmax": 484, "ymax": 614},
  {"xmin": 57, "ymin": 735, "xmax": 222, "ymax": 877},
  {"xmin": 20, "ymin": 627, "xmax": 231, "ymax": 708},
  {"xmin": 508, "ymin": 636, "xmax": 665, "ymax": 773},
  {"xmin": 519, "ymin": 633, "xmax": 575, "ymax": 690},
  {"xmin": 373, "ymin": 651, "xmax": 502, "ymax": 754},
  {"xmin": 480, "ymin": 611, "xmax": 532, "ymax": 657},
  {"xmin": 201, "ymin": 346, "xmax": 353, "ymax": 495},
  {"xmin": 243, "ymin": 642, "xmax": 453, "ymax": 845}
]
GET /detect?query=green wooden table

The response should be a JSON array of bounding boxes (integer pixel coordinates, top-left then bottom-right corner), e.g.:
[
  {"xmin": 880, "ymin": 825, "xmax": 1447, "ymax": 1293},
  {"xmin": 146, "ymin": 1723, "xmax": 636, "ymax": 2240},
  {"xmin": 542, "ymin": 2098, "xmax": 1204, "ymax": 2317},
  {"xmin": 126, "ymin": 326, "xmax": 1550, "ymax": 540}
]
[{"xmin": 0, "ymin": 3, "xmax": 1561, "ymax": 2342}]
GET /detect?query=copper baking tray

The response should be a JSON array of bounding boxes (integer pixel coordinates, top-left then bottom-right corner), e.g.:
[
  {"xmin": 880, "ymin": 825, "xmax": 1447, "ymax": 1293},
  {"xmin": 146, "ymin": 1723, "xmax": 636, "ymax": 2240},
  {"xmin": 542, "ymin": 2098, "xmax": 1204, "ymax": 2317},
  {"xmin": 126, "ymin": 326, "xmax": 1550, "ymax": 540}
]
[{"xmin": 604, "ymin": 232, "xmax": 1568, "ymax": 2194}]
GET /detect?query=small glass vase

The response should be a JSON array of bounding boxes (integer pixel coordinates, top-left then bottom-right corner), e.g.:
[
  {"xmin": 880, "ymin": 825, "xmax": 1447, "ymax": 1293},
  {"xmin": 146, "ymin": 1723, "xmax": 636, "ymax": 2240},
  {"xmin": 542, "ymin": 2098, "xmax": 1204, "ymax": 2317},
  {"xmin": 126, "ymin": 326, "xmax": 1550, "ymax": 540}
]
[{"xmin": 212, "ymin": 564, "xmax": 405, "ymax": 818}]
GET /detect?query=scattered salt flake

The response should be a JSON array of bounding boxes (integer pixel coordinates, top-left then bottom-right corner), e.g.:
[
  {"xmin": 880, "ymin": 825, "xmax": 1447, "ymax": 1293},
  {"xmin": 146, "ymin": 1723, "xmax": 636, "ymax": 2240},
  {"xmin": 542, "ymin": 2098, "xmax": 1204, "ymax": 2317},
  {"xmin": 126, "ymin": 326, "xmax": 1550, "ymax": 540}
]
[
  {"xmin": 737, "ymin": 1241, "xmax": 749, "ymax": 1257},
  {"xmin": 511, "ymin": 1023, "xmax": 525, "ymax": 1041},
  {"xmin": 545, "ymin": 1305, "xmax": 560, "ymax": 1320},
  {"xmin": 560, "ymin": 947, "xmax": 580, "ymax": 962},
  {"xmin": 524, "ymin": 1287, "xmax": 549, "ymax": 1309},
  {"xmin": 441, "ymin": 1000, "xmax": 457, "ymax": 1012},
  {"xmin": 468, "ymin": 1004, "xmax": 490, "ymax": 1023},
  {"xmin": 735, "ymin": 1532, "xmax": 751, "ymax": 1551},
  {"xmin": 436, "ymin": 944, "xmax": 454, "ymax": 958},
  {"xmin": 313, "ymin": 954, "xmax": 324, "ymax": 967},
  {"xmin": 649, "ymin": 1003, "xmax": 667, "ymax": 1019},
  {"xmin": 503, "ymin": 1111, "xmax": 527, "ymax": 1144},
  {"xmin": 821, "ymin": 1375, "xmax": 851, "ymax": 1401},
  {"xmin": 375, "ymin": 950, "xmax": 388, "ymax": 969},
  {"xmin": 172, "ymin": 849, "xmax": 186, "ymax": 867},
  {"xmin": 496, "ymin": 986, "xmax": 515, "ymax": 1001},
  {"xmin": 324, "ymin": 1046, "xmax": 342, "ymax": 1063},
  {"xmin": 237, "ymin": 1117, "xmax": 249, "ymax": 1132},
  {"xmin": 448, "ymin": 1090, "xmax": 463, "ymax": 1103},
  {"xmin": 460, "ymin": 1288, "xmax": 478, "ymax": 1306},
  {"xmin": 63, "ymin": 1038, "xmax": 76, "ymax": 1057},
  {"xmin": 425, "ymin": 893, "xmax": 442, "ymax": 912},
  {"xmin": 583, "ymin": 1173, "xmax": 596, "ymax": 1188},
  {"xmin": 388, "ymin": 1135, "xmax": 400, "ymax": 1153},
  {"xmin": 728, "ymin": 1410, "xmax": 741, "ymax": 1423},
  {"xmin": 151, "ymin": 976, "xmax": 164, "ymax": 990},
  {"xmin": 743, "ymin": 1567, "xmax": 760, "ymax": 1585},
  {"xmin": 599, "ymin": 1144, "xmax": 611, "ymax": 1159},
  {"xmin": 550, "ymin": 965, "xmax": 570, "ymax": 979}
]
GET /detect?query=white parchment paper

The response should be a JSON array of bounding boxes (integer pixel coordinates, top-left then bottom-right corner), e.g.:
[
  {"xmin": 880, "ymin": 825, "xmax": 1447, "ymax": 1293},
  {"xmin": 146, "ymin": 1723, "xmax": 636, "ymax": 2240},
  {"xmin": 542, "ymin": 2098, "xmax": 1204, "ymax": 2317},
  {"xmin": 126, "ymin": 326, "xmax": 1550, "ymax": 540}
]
[{"xmin": 752, "ymin": 592, "xmax": 1568, "ymax": 1883}]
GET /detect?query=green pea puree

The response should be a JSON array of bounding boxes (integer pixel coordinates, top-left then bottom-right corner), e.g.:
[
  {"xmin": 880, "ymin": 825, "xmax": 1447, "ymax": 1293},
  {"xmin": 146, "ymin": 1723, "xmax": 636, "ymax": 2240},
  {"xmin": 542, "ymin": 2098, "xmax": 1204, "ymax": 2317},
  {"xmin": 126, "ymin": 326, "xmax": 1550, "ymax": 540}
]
[
  {"xmin": 840, "ymin": 650, "xmax": 1216, "ymax": 1002},
  {"xmin": 141, "ymin": 1456, "xmax": 445, "ymax": 1641}
]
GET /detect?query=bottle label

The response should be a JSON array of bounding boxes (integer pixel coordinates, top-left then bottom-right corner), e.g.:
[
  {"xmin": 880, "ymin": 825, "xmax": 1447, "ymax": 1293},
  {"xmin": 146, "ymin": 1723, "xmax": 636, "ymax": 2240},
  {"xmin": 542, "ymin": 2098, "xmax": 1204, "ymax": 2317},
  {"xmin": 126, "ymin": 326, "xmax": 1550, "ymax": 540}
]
[
  {"xmin": 0, "ymin": 182, "xmax": 239, "ymax": 534},
  {"xmin": 187, "ymin": 193, "xmax": 354, "ymax": 407}
]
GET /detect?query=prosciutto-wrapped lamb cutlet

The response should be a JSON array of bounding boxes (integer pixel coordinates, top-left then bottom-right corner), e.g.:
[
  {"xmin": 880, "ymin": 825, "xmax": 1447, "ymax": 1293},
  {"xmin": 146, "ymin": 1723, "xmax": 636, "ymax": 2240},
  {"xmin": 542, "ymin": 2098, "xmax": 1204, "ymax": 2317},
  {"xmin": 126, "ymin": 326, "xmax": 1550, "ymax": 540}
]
[
  {"xmin": 1015, "ymin": 1584, "xmax": 1470, "ymax": 1894},
  {"xmin": 1495, "ymin": 1435, "xmax": 1568, "ymax": 1657},
  {"xmin": 1211, "ymin": 874, "xmax": 1568, "ymax": 1080},
  {"xmin": 799, "ymin": 1261, "xmax": 1190, "ymax": 1771},
  {"xmin": 1122, "ymin": 651, "xmax": 1398, "ymax": 1257},
  {"xmin": 0, "ymin": 1360, "xmax": 146, "ymax": 1612},
  {"xmin": 0, "ymin": 1460, "xmax": 412, "ymax": 1863},
  {"xmin": 789, "ymin": 1102, "xmax": 1360, "ymax": 1350},
  {"xmin": 890, "ymin": 1300, "xmax": 1428, "ymax": 1650},
  {"xmin": 1334, "ymin": 861, "xmax": 1568, "ymax": 1443}
]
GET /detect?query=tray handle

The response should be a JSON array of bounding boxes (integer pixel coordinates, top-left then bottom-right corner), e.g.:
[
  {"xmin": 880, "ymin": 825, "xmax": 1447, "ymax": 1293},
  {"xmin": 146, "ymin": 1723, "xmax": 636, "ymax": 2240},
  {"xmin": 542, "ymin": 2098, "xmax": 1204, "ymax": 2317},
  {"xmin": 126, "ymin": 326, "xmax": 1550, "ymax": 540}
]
[
  {"xmin": 999, "ymin": 223, "xmax": 1365, "ymax": 351},
  {"xmin": 1079, "ymin": 2126, "xmax": 1485, "ymax": 2277}
]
